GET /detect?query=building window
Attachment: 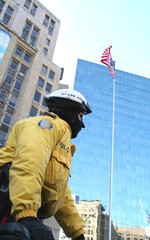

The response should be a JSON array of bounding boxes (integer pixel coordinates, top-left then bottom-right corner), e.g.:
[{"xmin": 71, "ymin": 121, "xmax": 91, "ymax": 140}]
[
  {"xmin": 37, "ymin": 77, "xmax": 44, "ymax": 88},
  {"xmin": 0, "ymin": 89, "xmax": 7, "ymax": 102},
  {"xmin": 43, "ymin": 47, "xmax": 48, "ymax": 56},
  {"xmin": 8, "ymin": 95, "xmax": 17, "ymax": 108},
  {"xmin": 21, "ymin": 21, "xmax": 32, "ymax": 41},
  {"xmin": 29, "ymin": 27, "xmax": 39, "ymax": 47},
  {"xmin": 4, "ymin": 74, "xmax": 13, "ymax": 85},
  {"xmin": 45, "ymin": 83, "xmax": 52, "ymax": 93},
  {"xmin": 43, "ymin": 14, "xmax": 49, "ymax": 27},
  {"xmin": 4, "ymin": 59, "xmax": 18, "ymax": 86},
  {"xmin": 42, "ymin": 97, "xmax": 47, "ymax": 108},
  {"xmin": 14, "ymin": 80, "xmax": 22, "ymax": 92},
  {"xmin": 30, "ymin": 106, "xmax": 37, "ymax": 117},
  {"xmin": 30, "ymin": 3, "xmax": 37, "ymax": 16},
  {"xmin": 7, "ymin": 59, "xmax": 18, "ymax": 78},
  {"xmin": 15, "ymin": 47, "xmax": 23, "ymax": 57},
  {"xmin": 2, "ymin": 5, "xmax": 13, "ymax": 25},
  {"xmin": 0, "ymin": 0, "xmax": 5, "ymax": 13},
  {"xmin": 33, "ymin": 91, "xmax": 41, "ymax": 103},
  {"xmin": 16, "ymin": 67, "xmax": 27, "ymax": 83},
  {"xmin": 48, "ymin": 70, "xmax": 55, "ymax": 80},
  {"xmin": 10, "ymin": 60, "xmax": 18, "ymax": 71},
  {"xmin": 41, "ymin": 65, "xmax": 47, "ymax": 75},
  {"xmin": 46, "ymin": 38, "xmax": 50, "ymax": 46},
  {"xmin": 18, "ymin": 65, "xmax": 27, "ymax": 78},
  {"xmin": 0, "ymin": 131, "xmax": 6, "ymax": 146},
  {"xmin": 75, "ymin": 195, "xmax": 80, "ymax": 204},
  {"xmin": 3, "ymin": 113, "xmax": 12, "ymax": 126},
  {"xmin": 24, "ymin": 0, "xmax": 31, "ymax": 9},
  {"xmin": 48, "ymin": 19, "xmax": 55, "ymax": 36},
  {"xmin": 24, "ymin": 53, "xmax": 31, "ymax": 62}
]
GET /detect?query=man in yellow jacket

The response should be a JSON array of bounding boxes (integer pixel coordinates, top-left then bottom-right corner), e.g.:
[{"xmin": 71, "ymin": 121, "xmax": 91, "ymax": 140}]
[{"xmin": 0, "ymin": 89, "xmax": 92, "ymax": 240}]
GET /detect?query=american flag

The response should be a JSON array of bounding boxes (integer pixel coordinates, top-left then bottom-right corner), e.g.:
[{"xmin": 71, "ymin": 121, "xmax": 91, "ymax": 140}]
[{"xmin": 101, "ymin": 46, "xmax": 115, "ymax": 79}]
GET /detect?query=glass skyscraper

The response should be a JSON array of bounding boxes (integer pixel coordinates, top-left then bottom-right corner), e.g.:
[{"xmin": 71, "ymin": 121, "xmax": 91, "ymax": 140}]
[{"xmin": 70, "ymin": 59, "xmax": 150, "ymax": 239}]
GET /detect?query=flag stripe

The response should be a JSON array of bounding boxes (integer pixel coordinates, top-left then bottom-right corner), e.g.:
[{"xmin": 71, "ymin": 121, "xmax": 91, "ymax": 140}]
[{"xmin": 101, "ymin": 46, "xmax": 115, "ymax": 79}]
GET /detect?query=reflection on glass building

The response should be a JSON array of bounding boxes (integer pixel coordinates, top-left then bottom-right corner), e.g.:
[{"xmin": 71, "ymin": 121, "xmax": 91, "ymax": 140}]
[{"xmin": 70, "ymin": 59, "xmax": 150, "ymax": 240}]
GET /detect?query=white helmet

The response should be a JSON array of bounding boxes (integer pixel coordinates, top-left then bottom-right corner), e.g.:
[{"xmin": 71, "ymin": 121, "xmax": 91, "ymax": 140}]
[{"xmin": 45, "ymin": 89, "xmax": 92, "ymax": 114}]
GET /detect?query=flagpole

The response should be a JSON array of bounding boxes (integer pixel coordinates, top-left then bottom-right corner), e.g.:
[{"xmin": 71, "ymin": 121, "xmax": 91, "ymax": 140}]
[{"xmin": 109, "ymin": 77, "xmax": 115, "ymax": 240}]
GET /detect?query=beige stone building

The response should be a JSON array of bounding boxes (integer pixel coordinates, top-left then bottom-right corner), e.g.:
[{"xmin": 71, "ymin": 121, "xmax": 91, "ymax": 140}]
[
  {"xmin": 73, "ymin": 198, "xmax": 120, "ymax": 240},
  {"xmin": 75, "ymin": 199, "xmax": 106, "ymax": 240},
  {"xmin": 0, "ymin": 0, "xmax": 65, "ymax": 146},
  {"xmin": 117, "ymin": 227, "xmax": 147, "ymax": 240}
]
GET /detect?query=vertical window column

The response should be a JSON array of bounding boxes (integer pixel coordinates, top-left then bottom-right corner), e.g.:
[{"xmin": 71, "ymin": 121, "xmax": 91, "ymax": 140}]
[
  {"xmin": 2, "ymin": 5, "xmax": 14, "ymax": 25},
  {"xmin": 21, "ymin": 21, "xmax": 32, "ymax": 41}
]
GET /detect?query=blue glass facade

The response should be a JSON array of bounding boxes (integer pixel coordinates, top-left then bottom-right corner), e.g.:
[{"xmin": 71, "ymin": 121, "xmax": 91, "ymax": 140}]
[{"xmin": 70, "ymin": 59, "xmax": 150, "ymax": 239}]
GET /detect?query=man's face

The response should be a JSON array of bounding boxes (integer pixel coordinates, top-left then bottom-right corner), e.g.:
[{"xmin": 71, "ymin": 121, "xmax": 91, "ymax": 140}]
[{"xmin": 71, "ymin": 112, "xmax": 85, "ymax": 139}]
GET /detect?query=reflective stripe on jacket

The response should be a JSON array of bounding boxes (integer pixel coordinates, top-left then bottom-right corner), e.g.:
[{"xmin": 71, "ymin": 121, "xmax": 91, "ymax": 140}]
[{"xmin": 0, "ymin": 113, "xmax": 84, "ymax": 239}]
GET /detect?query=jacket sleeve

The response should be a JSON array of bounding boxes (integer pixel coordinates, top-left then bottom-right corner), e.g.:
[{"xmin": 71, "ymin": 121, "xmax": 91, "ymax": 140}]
[
  {"xmin": 9, "ymin": 119, "xmax": 56, "ymax": 221},
  {"xmin": 54, "ymin": 185, "xmax": 84, "ymax": 239}
]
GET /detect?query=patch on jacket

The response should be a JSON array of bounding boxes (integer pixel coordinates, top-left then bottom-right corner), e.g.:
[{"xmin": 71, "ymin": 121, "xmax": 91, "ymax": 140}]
[{"xmin": 38, "ymin": 119, "xmax": 53, "ymax": 129}]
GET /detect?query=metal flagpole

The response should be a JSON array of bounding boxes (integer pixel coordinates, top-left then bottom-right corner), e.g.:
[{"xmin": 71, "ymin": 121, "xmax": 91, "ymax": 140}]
[
  {"xmin": 101, "ymin": 46, "xmax": 115, "ymax": 240},
  {"xmin": 109, "ymin": 77, "xmax": 116, "ymax": 240}
]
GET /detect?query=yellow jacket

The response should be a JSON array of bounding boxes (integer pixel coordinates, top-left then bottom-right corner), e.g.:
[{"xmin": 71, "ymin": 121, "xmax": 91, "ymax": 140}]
[{"xmin": 0, "ymin": 113, "xmax": 84, "ymax": 239}]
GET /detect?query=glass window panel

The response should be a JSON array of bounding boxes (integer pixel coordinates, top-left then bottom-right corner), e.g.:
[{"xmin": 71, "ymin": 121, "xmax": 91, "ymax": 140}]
[
  {"xmin": 19, "ymin": 66, "xmax": 27, "ymax": 77},
  {"xmin": 0, "ymin": 89, "xmax": 7, "ymax": 101},
  {"xmin": 42, "ymin": 97, "xmax": 47, "ymax": 108},
  {"xmin": 6, "ymin": 105, "xmax": 14, "ymax": 115},
  {"xmin": 12, "ymin": 89, "xmax": 19, "ymax": 98},
  {"xmin": 29, "ymin": 27, "xmax": 39, "ymax": 46},
  {"xmin": 0, "ymin": 123, "xmax": 9, "ymax": 133},
  {"xmin": 24, "ymin": 53, "xmax": 31, "ymax": 62},
  {"xmin": 16, "ymin": 74, "xmax": 24, "ymax": 82},
  {"xmin": 43, "ymin": 15, "xmax": 49, "ymax": 27},
  {"xmin": 4, "ymin": 74, "xmax": 13, "ymax": 85},
  {"xmin": 46, "ymin": 38, "xmax": 50, "ymax": 46},
  {"xmin": 37, "ymin": 77, "xmax": 44, "ymax": 88},
  {"xmin": 45, "ymin": 83, "xmax": 52, "ymax": 93},
  {"xmin": 48, "ymin": 70, "xmax": 55, "ymax": 80},
  {"xmin": 30, "ymin": 106, "xmax": 37, "ymax": 117},
  {"xmin": 43, "ymin": 48, "xmax": 48, "ymax": 56},
  {"xmin": 2, "ymin": 5, "xmax": 13, "ymax": 25},
  {"xmin": 41, "ymin": 65, "xmax": 47, "ymax": 75},
  {"xmin": 2, "ymin": 83, "xmax": 10, "ymax": 91},
  {"xmin": 15, "ymin": 47, "xmax": 23, "ymax": 56},
  {"xmin": 10, "ymin": 60, "xmax": 18, "ymax": 70},
  {"xmin": 0, "ymin": 131, "xmax": 6, "ymax": 146},
  {"xmin": 0, "ymin": 0, "xmax": 5, "ymax": 13},
  {"xmin": 48, "ymin": 19, "xmax": 55, "ymax": 36},
  {"xmin": 24, "ymin": 0, "xmax": 31, "ymax": 9},
  {"xmin": 25, "ymin": 21, "xmax": 31, "ymax": 31},
  {"xmin": 30, "ymin": 3, "xmax": 37, "ymax": 16},
  {"xmin": 3, "ymin": 113, "xmax": 12, "ymax": 126},
  {"xmin": 8, "ymin": 95, "xmax": 17, "ymax": 108},
  {"xmin": 14, "ymin": 80, "xmax": 22, "ymax": 92},
  {"xmin": 34, "ymin": 91, "xmax": 41, "ymax": 103},
  {"xmin": 8, "ymin": 68, "xmax": 15, "ymax": 77},
  {"xmin": 21, "ymin": 21, "xmax": 31, "ymax": 40}
]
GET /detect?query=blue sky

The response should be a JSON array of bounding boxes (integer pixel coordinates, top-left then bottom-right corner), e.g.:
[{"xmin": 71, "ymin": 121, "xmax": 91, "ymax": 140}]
[
  {"xmin": 0, "ymin": 29, "xmax": 11, "ymax": 62},
  {"xmin": 41, "ymin": 0, "xmax": 150, "ymax": 88}
]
